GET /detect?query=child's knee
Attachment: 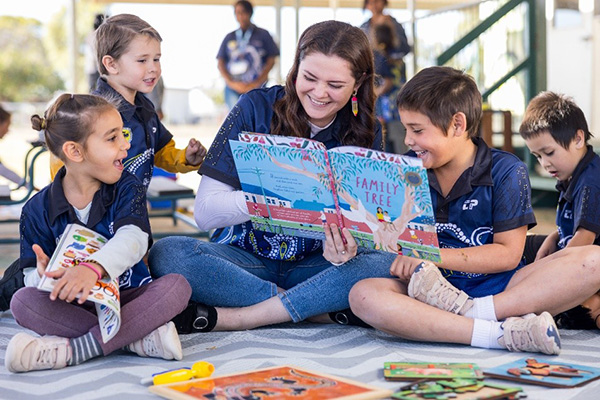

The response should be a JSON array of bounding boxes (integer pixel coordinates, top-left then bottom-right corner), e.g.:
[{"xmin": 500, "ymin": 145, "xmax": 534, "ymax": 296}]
[
  {"xmin": 349, "ymin": 279, "xmax": 378, "ymax": 311},
  {"xmin": 160, "ymin": 273, "xmax": 192, "ymax": 308},
  {"xmin": 10, "ymin": 287, "xmax": 41, "ymax": 322}
]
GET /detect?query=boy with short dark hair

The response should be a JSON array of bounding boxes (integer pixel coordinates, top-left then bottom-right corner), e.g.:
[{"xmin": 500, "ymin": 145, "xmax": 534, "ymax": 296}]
[
  {"xmin": 520, "ymin": 91, "xmax": 600, "ymax": 329},
  {"xmin": 349, "ymin": 66, "xmax": 600, "ymax": 354}
]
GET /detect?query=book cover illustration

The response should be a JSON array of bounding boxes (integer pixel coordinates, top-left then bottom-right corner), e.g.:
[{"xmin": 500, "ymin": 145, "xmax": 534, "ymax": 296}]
[
  {"xmin": 483, "ymin": 357, "xmax": 600, "ymax": 388},
  {"xmin": 149, "ymin": 365, "xmax": 392, "ymax": 400},
  {"xmin": 392, "ymin": 379, "xmax": 524, "ymax": 400},
  {"xmin": 384, "ymin": 362, "xmax": 483, "ymax": 381},
  {"xmin": 231, "ymin": 133, "xmax": 441, "ymax": 261},
  {"xmin": 37, "ymin": 223, "xmax": 120, "ymax": 343}
]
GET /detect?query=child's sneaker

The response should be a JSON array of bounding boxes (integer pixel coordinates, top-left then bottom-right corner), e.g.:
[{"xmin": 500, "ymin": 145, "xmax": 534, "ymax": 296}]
[
  {"xmin": 498, "ymin": 312, "xmax": 561, "ymax": 355},
  {"xmin": 125, "ymin": 321, "xmax": 183, "ymax": 361},
  {"xmin": 5, "ymin": 332, "xmax": 71, "ymax": 373},
  {"xmin": 407, "ymin": 262, "xmax": 473, "ymax": 315}
]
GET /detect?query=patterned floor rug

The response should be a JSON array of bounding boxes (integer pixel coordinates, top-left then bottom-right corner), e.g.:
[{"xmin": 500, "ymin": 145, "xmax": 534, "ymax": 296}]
[{"xmin": 1, "ymin": 310, "xmax": 599, "ymax": 400}]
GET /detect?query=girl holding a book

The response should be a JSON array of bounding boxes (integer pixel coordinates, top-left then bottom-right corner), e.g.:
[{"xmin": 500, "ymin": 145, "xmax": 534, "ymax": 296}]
[
  {"xmin": 5, "ymin": 94, "xmax": 191, "ymax": 373},
  {"xmin": 149, "ymin": 20, "xmax": 400, "ymax": 333}
]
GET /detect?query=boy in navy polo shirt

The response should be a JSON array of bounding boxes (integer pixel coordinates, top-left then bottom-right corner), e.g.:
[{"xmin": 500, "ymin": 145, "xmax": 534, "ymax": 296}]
[
  {"xmin": 49, "ymin": 14, "xmax": 207, "ymax": 187},
  {"xmin": 349, "ymin": 66, "xmax": 600, "ymax": 354},
  {"xmin": 519, "ymin": 91, "xmax": 600, "ymax": 329}
]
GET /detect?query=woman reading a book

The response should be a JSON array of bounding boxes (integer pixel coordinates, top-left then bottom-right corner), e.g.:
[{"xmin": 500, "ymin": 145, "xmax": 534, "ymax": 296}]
[
  {"xmin": 4, "ymin": 94, "xmax": 191, "ymax": 373},
  {"xmin": 149, "ymin": 20, "xmax": 400, "ymax": 332}
]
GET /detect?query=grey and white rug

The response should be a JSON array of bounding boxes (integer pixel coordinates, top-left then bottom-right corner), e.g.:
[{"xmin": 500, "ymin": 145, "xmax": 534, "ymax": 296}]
[{"xmin": 1, "ymin": 310, "xmax": 599, "ymax": 400}]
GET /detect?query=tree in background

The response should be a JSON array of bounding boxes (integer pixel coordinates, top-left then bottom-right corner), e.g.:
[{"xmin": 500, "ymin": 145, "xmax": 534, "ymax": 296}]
[{"xmin": 0, "ymin": 16, "xmax": 64, "ymax": 102}]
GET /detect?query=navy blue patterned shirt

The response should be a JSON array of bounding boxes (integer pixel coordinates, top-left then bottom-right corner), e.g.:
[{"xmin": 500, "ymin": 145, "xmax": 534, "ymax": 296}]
[
  {"xmin": 199, "ymin": 85, "xmax": 383, "ymax": 261},
  {"xmin": 93, "ymin": 78, "xmax": 173, "ymax": 187},
  {"xmin": 20, "ymin": 169, "xmax": 152, "ymax": 289},
  {"xmin": 555, "ymin": 146, "xmax": 600, "ymax": 249},
  {"xmin": 421, "ymin": 138, "xmax": 536, "ymax": 297}
]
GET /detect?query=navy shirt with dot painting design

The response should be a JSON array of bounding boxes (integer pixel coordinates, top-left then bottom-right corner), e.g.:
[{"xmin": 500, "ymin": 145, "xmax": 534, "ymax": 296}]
[
  {"xmin": 199, "ymin": 85, "xmax": 383, "ymax": 261},
  {"xmin": 19, "ymin": 168, "xmax": 152, "ymax": 289},
  {"xmin": 419, "ymin": 137, "xmax": 537, "ymax": 297},
  {"xmin": 555, "ymin": 146, "xmax": 600, "ymax": 249}
]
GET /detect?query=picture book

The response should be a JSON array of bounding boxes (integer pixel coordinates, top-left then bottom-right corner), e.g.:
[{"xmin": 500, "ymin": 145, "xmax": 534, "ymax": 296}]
[
  {"xmin": 392, "ymin": 379, "xmax": 524, "ymax": 400},
  {"xmin": 37, "ymin": 223, "xmax": 120, "ymax": 343},
  {"xmin": 384, "ymin": 362, "xmax": 483, "ymax": 381},
  {"xmin": 483, "ymin": 357, "xmax": 600, "ymax": 388},
  {"xmin": 230, "ymin": 133, "xmax": 441, "ymax": 262},
  {"xmin": 149, "ymin": 365, "xmax": 392, "ymax": 400}
]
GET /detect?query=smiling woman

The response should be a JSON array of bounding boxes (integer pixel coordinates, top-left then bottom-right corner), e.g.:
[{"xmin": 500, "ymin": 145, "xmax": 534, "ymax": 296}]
[{"xmin": 147, "ymin": 20, "xmax": 400, "ymax": 334}]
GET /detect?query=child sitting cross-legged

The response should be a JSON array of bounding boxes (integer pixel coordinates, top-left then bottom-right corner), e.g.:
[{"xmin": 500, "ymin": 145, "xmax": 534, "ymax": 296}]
[
  {"xmin": 348, "ymin": 66, "xmax": 600, "ymax": 355},
  {"xmin": 4, "ymin": 94, "xmax": 191, "ymax": 373}
]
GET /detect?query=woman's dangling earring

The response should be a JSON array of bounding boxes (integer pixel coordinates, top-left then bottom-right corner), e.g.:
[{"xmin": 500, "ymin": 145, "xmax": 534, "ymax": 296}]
[{"xmin": 351, "ymin": 90, "xmax": 358, "ymax": 117}]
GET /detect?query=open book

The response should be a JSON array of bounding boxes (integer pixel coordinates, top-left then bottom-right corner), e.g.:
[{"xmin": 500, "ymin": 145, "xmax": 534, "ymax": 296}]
[
  {"xmin": 37, "ymin": 223, "xmax": 120, "ymax": 343},
  {"xmin": 230, "ymin": 133, "xmax": 441, "ymax": 262}
]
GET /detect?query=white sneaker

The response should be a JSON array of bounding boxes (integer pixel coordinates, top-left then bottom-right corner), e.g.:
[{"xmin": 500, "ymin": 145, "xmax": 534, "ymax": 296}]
[
  {"xmin": 5, "ymin": 332, "xmax": 71, "ymax": 373},
  {"xmin": 407, "ymin": 262, "xmax": 473, "ymax": 315},
  {"xmin": 498, "ymin": 312, "xmax": 561, "ymax": 355},
  {"xmin": 125, "ymin": 321, "xmax": 183, "ymax": 361}
]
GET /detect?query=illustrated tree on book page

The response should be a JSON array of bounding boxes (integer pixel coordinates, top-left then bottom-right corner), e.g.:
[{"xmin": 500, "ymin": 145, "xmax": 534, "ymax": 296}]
[{"xmin": 231, "ymin": 133, "xmax": 441, "ymax": 262}]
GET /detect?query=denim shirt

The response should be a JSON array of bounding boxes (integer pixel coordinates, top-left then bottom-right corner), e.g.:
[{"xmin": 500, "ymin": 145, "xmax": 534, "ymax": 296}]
[
  {"xmin": 555, "ymin": 146, "xmax": 600, "ymax": 248},
  {"xmin": 422, "ymin": 137, "xmax": 536, "ymax": 297},
  {"xmin": 20, "ymin": 169, "xmax": 153, "ymax": 289},
  {"xmin": 200, "ymin": 85, "xmax": 383, "ymax": 261},
  {"xmin": 93, "ymin": 78, "xmax": 173, "ymax": 187}
]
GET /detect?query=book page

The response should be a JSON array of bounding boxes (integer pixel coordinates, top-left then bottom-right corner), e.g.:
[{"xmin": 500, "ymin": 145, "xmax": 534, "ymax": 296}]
[
  {"xmin": 238, "ymin": 132, "xmax": 326, "ymax": 150},
  {"xmin": 327, "ymin": 150, "xmax": 440, "ymax": 261},
  {"xmin": 37, "ymin": 223, "xmax": 121, "ymax": 343},
  {"xmin": 231, "ymin": 139, "xmax": 340, "ymax": 239}
]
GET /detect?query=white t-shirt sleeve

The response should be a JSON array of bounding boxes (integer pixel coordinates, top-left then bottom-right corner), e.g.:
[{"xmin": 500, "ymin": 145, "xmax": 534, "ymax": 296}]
[
  {"xmin": 85, "ymin": 225, "xmax": 149, "ymax": 280},
  {"xmin": 194, "ymin": 176, "xmax": 250, "ymax": 231}
]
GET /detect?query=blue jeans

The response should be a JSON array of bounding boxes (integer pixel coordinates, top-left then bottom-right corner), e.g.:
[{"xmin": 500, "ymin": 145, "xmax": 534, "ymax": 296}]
[{"xmin": 148, "ymin": 237, "xmax": 396, "ymax": 322}]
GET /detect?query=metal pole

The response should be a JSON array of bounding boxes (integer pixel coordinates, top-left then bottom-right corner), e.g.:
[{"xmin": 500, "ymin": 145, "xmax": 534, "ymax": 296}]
[{"xmin": 67, "ymin": 0, "xmax": 78, "ymax": 93}]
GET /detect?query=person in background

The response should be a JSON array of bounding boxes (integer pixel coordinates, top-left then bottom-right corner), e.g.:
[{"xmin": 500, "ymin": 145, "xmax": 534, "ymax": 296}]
[
  {"xmin": 4, "ymin": 94, "xmax": 191, "ymax": 373},
  {"xmin": 360, "ymin": 0, "xmax": 411, "ymax": 83},
  {"xmin": 217, "ymin": 0, "xmax": 280, "ymax": 110},
  {"xmin": 0, "ymin": 106, "xmax": 23, "ymax": 186},
  {"xmin": 372, "ymin": 23, "xmax": 406, "ymax": 155}
]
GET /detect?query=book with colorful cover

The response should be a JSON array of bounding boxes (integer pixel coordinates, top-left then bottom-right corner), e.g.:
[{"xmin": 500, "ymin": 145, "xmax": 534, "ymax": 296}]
[
  {"xmin": 483, "ymin": 357, "xmax": 600, "ymax": 388},
  {"xmin": 37, "ymin": 223, "xmax": 120, "ymax": 343},
  {"xmin": 149, "ymin": 365, "xmax": 392, "ymax": 400},
  {"xmin": 384, "ymin": 362, "xmax": 483, "ymax": 381},
  {"xmin": 230, "ymin": 133, "xmax": 441, "ymax": 261}
]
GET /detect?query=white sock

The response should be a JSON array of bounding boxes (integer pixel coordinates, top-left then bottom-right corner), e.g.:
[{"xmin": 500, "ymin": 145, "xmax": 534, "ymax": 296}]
[
  {"xmin": 464, "ymin": 295, "xmax": 497, "ymax": 321},
  {"xmin": 470, "ymin": 319, "xmax": 503, "ymax": 349}
]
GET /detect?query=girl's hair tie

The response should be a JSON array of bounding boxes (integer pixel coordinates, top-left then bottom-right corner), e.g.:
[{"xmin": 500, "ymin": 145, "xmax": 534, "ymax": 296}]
[{"xmin": 40, "ymin": 118, "xmax": 47, "ymax": 130}]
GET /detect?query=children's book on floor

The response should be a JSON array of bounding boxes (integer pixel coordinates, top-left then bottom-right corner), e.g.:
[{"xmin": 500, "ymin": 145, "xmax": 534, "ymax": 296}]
[
  {"xmin": 230, "ymin": 132, "xmax": 441, "ymax": 261},
  {"xmin": 149, "ymin": 365, "xmax": 392, "ymax": 400},
  {"xmin": 37, "ymin": 223, "xmax": 120, "ymax": 343},
  {"xmin": 383, "ymin": 362, "xmax": 483, "ymax": 380},
  {"xmin": 483, "ymin": 357, "xmax": 600, "ymax": 388},
  {"xmin": 392, "ymin": 378, "xmax": 524, "ymax": 400}
]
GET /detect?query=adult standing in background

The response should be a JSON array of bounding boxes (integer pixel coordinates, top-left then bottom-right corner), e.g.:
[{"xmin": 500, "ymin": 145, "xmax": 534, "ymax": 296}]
[
  {"xmin": 217, "ymin": 0, "xmax": 280, "ymax": 110},
  {"xmin": 360, "ymin": 0, "xmax": 411, "ymax": 83}
]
